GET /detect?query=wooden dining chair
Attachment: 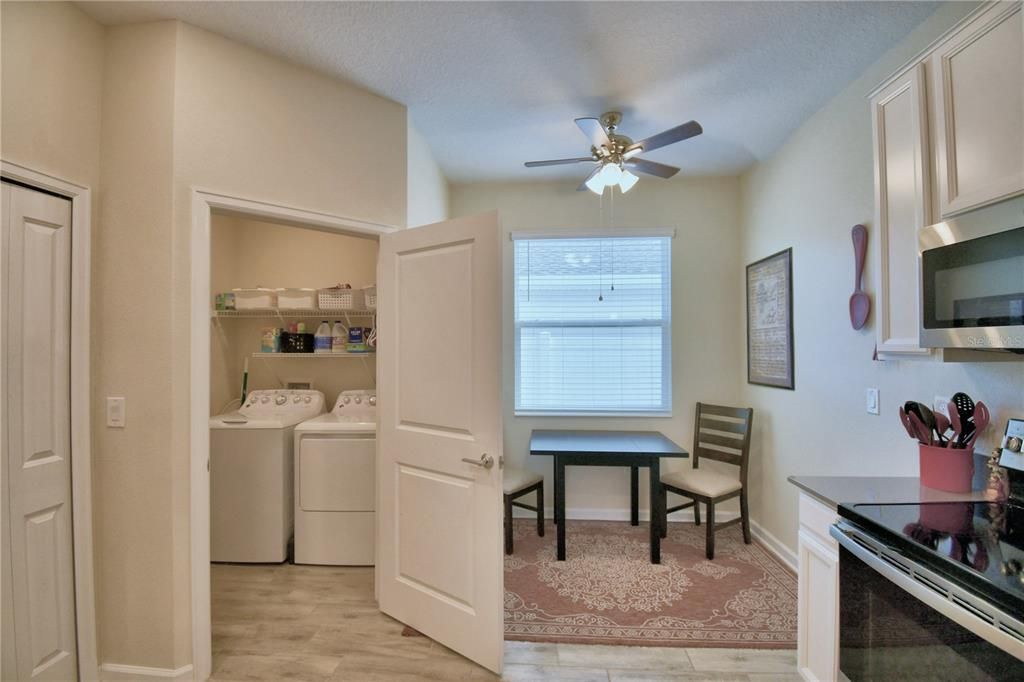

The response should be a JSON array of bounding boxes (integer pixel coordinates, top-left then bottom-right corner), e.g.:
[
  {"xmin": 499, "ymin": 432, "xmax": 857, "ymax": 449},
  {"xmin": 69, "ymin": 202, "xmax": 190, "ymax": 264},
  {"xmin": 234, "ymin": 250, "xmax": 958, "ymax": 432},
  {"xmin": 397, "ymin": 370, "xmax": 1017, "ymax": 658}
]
[
  {"xmin": 660, "ymin": 403, "xmax": 754, "ymax": 559},
  {"xmin": 504, "ymin": 468, "xmax": 544, "ymax": 555}
]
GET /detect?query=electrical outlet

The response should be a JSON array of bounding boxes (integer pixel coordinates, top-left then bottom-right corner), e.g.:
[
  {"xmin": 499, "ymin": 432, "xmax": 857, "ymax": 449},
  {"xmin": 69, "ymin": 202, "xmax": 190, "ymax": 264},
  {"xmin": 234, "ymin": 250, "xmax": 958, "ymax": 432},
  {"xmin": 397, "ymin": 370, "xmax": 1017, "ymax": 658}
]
[
  {"xmin": 866, "ymin": 388, "xmax": 880, "ymax": 415},
  {"xmin": 106, "ymin": 397, "xmax": 126, "ymax": 427},
  {"xmin": 934, "ymin": 396, "xmax": 951, "ymax": 417}
]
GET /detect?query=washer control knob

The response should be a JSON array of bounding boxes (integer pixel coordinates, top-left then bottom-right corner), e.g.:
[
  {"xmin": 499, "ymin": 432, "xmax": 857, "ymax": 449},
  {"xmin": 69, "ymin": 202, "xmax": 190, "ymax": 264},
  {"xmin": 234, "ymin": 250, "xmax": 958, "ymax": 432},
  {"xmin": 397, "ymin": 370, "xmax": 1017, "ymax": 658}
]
[
  {"xmin": 293, "ymin": 396, "xmax": 301, "ymax": 403},
  {"xmin": 275, "ymin": 395, "xmax": 287, "ymax": 406},
  {"xmin": 368, "ymin": 396, "xmax": 377, "ymax": 406},
  {"xmin": 354, "ymin": 396, "xmax": 362, "ymax": 404},
  {"xmin": 343, "ymin": 397, "xmax": 351, "ymax": 405},
  {"xmin": 261, "ymin": 396, "xmax": 270, "ymax": 404},
  {"xmin": 303, "ymin": 396, "xmax": 312, "ymax": 404}
]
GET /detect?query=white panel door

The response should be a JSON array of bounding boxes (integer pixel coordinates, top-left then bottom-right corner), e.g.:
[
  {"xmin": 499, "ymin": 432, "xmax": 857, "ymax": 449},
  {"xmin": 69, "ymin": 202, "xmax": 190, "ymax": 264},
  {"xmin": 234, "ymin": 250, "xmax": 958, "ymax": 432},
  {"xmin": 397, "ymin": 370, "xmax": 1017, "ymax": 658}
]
[
  {"xmin": 377, "ymin": 211, "xmax": 503, "ymax": 674},
  {"xmin": 1, "ymin": 182, "xmax": 77, "ymax": 680}
]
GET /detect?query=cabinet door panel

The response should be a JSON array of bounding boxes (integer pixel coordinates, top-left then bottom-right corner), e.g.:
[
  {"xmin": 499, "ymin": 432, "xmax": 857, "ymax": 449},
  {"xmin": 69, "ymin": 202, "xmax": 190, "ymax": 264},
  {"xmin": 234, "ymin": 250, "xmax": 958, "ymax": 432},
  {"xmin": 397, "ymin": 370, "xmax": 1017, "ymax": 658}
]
[
  {"xmin": 798, "ymin": 529, "xmax": 839, "ymax": 682},
  {"xmin": 932, "ymin": 2, "xmax": 1024, "ymax": 216},
  {"xmin": 871, "ymin": 64, "xmax": 931, "ymax": 355}
]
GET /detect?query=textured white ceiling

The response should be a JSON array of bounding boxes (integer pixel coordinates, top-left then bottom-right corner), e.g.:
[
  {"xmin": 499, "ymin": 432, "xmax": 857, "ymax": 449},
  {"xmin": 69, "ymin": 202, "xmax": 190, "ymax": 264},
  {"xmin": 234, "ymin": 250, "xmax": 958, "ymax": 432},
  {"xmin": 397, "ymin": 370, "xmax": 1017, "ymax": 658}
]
[{"xmin": 78, "ymin": 1, "xmax": 944, "ymax": 182}]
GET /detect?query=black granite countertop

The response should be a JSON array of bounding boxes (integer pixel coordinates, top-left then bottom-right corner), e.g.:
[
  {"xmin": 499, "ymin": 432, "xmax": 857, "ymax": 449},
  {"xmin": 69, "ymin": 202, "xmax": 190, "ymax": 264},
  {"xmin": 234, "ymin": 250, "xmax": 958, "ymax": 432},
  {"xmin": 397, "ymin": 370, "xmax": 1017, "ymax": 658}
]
[{"xmin": 788, "ymin": 475, "xmax": 991, "ymax": 509}]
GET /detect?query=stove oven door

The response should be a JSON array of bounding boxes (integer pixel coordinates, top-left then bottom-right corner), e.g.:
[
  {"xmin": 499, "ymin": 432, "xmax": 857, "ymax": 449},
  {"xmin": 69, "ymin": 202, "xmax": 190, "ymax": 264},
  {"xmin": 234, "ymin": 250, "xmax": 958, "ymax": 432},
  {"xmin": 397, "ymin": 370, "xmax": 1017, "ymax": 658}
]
[{"xmin": 832, "ymin": 522, "xmax": 1024, "ymax": 680}]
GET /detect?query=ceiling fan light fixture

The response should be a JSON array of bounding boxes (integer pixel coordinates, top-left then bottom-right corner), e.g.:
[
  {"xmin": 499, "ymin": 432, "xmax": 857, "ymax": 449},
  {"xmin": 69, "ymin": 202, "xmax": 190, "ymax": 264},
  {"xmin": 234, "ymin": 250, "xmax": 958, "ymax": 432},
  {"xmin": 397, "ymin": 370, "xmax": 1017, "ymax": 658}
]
[
  {"xmin": 618, "ymin": 169, "xmax": 639, "ymax": 193},
  {"xmin": 622, "ymin": 147, "xmax": 643, "ymax": 160},
  {"xmin": 585, "ymin": 172, "xmax": 606, "ymax": 195},
  {"xmin": 599, "ymin": 162, "xmax": 623, "ymax": 184}
]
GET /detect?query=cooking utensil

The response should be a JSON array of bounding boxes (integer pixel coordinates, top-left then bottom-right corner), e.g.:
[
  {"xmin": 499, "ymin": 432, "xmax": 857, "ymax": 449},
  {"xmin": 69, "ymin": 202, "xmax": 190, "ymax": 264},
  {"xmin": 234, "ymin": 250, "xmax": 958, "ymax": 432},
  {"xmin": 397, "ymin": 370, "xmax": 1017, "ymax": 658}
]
[
  {"xmin": 960, "ymin": 402, "xmax": 991, "ymax": 452},
  {"xmin": 849, "ymin": 224, "xmax": 870, "ymax": 330},
  {"xmin": 934, "ymin": 412, "xmax": 951, "ymax": 447},
  {"xmin": 905, "ymin": 402, "xmax": 938, "ymax": 445},
  {"xmin": 951, "ymin": 392, "xmax": 975, "ymax": 447},
  {"xmin": 900, "ymin": 406, "xmax": 933, "ymax": 445},
  {"xmin": 899, "ymin": 407, "xmax": 925, "ymax": 444}
]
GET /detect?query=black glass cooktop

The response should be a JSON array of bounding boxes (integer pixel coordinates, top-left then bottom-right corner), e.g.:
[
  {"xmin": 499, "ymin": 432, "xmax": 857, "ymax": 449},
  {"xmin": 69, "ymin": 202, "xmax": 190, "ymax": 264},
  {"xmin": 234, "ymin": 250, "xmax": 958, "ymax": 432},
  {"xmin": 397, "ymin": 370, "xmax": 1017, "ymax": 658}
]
[{"xmin": 839, "ymin": 500, "xmax": 1024, "ymax": 620}]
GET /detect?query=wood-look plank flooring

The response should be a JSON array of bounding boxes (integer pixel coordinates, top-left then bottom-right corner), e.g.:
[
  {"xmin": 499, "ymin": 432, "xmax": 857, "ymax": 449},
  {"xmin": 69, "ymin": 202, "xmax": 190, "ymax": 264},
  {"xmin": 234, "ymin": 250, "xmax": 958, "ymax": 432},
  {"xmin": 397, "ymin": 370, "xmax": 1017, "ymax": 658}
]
[{"xmin": 211, "ymin": 564, "xmax": 800, "ymax": 681}]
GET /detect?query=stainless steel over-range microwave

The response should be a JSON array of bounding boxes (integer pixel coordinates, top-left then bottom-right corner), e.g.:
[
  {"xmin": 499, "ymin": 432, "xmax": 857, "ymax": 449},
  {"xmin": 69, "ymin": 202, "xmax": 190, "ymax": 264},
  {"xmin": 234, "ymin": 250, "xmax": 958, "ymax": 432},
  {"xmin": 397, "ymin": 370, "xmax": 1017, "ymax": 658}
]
[{"xmin": 919, "ymin": 195, "xmax": 1024, "ymax": 351}]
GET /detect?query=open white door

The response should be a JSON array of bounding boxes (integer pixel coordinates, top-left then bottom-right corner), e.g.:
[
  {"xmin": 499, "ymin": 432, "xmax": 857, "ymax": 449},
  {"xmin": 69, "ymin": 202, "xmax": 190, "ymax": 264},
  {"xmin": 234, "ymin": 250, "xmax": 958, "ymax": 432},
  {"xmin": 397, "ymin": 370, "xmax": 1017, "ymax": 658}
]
[{"xmin": 377, "ymin": 211, "xmax": 504, "ymax": 674}]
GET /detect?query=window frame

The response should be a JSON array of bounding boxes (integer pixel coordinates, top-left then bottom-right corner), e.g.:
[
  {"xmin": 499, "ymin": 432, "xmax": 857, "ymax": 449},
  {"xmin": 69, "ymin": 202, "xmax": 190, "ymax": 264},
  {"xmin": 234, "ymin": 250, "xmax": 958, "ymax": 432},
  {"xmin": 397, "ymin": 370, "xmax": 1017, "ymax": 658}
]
[{"xmin": 511, "ymin": 231, "xmax": 673, "ymax": 418}]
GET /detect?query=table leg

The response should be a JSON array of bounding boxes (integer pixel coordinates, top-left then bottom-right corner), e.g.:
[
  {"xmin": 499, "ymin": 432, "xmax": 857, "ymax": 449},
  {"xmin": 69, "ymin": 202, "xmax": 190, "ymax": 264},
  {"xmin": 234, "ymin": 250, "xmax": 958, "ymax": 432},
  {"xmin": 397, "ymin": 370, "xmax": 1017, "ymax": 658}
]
[
  {"xmin": 553, "ymin": 459, "xmax": 559, "ymax": 526},
  {"xmin": 648, "ymin": 458, "xmax": 662, "ymax": 564},
  {"xmin": 630, "ymin": 465, "xmax": 639, "ymax": 526},
  {"xmin": 555, "ymin": 456, "xmax": 566, "ymax": 561}
]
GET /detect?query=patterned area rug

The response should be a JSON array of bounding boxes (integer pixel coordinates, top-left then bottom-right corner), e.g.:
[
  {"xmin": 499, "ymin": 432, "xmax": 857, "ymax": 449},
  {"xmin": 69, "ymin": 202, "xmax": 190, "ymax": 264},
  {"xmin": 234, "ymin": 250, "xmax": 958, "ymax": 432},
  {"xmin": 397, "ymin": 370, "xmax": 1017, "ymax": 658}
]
[{"xmin": 504, "ymin": 519, "xmax": 797, "ymax": 648}]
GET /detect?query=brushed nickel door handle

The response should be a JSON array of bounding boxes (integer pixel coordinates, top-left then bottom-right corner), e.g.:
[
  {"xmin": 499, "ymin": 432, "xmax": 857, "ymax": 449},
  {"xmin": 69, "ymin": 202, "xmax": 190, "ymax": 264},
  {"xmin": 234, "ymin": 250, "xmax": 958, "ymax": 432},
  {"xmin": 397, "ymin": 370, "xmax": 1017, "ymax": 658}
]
[{"xmin": 461, "ymin": 453, "xmax": 494, "ymax": 469}]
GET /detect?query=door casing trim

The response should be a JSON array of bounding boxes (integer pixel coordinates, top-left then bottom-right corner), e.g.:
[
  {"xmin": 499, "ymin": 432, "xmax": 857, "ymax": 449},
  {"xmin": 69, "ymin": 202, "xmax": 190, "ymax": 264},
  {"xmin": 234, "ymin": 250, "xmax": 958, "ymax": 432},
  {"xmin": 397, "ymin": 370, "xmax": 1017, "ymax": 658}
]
[
  {"xmin": 189, "ymin": 188, "xmax": 397, "ymax": 680},
  {"xmin": 1, "ymin": 159, "xmax": 98, "ymax": 681}
]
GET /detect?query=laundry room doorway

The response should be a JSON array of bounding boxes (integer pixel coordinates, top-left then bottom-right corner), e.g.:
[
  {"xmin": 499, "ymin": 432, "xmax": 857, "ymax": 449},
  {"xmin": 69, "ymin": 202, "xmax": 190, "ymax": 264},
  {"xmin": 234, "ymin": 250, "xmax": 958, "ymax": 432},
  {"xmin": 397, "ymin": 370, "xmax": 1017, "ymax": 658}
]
[{"xmin": 189, "ymin": 192, "xmax": 506, "ymax": 680}]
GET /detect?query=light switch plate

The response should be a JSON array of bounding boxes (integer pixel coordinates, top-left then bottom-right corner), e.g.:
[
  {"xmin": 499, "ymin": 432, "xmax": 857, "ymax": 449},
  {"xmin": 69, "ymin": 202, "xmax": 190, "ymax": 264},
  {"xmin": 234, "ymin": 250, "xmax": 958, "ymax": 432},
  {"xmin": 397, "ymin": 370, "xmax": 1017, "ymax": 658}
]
[
  {"xmin": 106, "ymin": 397, "xmax": 126, "ymax": 427},
  {"xmin": 866, "ymin": 388, "xmax": 880, "ymax": 415},
  {"xmin": 933, "ymin": 396, "xmax": 950, "ymax": 417}
]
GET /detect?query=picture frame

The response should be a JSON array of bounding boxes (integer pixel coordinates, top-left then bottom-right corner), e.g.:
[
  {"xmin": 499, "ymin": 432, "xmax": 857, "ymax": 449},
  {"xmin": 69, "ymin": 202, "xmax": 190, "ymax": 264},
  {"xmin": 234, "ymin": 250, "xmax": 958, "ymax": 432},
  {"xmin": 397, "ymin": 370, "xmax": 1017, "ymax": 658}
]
[{"xmin": 746, "ymin": 248, "xmax": 794, "ymax": 389}]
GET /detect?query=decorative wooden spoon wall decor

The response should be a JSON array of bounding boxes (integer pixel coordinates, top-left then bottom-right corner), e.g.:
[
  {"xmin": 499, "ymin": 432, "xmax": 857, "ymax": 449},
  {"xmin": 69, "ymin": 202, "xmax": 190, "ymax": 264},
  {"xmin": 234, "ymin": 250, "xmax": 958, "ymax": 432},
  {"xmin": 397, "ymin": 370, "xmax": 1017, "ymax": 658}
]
[{"xmin": 850, "ymin": 224, "xmax": 870, "ymax": 329}]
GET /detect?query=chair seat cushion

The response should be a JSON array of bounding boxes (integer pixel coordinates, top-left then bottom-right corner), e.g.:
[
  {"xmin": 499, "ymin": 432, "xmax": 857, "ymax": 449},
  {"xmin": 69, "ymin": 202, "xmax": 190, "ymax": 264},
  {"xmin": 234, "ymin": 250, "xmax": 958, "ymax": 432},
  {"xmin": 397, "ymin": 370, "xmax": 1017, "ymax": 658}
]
[
  {"xmin": 503, "ymin": 468, "xmax": 543, "ymax": 494},
  {"xmin": 662, "ymin": 467, "xmax": 741, "ymax": 498}
]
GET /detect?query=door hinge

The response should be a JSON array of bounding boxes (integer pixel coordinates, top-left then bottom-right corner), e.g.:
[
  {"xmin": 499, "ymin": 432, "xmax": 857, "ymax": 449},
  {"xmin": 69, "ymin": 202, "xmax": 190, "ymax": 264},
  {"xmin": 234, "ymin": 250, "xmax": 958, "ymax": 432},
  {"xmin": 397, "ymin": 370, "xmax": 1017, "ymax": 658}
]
[{"xmin": 499, "ymin": 455, "xmax": 505, "ymax": 470}]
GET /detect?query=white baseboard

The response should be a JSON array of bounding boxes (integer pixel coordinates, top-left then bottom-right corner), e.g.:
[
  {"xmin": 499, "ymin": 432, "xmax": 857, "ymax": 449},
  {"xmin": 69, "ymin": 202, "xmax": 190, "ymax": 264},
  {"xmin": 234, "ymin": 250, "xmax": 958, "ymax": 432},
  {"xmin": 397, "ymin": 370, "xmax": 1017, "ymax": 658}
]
[
  {"xmin": 751, "ymin": 520, "xmax": 798, "ymax": 572},
  {"xmin": 99, "ymin": 663, "xmax": 193, "ymax": 681}
]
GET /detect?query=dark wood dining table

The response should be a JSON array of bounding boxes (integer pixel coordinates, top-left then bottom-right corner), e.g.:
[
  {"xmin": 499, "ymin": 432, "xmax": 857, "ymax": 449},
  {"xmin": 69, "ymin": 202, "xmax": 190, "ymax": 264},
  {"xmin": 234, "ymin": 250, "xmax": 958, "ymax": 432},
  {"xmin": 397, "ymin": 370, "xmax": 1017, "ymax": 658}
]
[{"xmin": 529, "ymin": 429, "xmax": 689, "ymax": 564}]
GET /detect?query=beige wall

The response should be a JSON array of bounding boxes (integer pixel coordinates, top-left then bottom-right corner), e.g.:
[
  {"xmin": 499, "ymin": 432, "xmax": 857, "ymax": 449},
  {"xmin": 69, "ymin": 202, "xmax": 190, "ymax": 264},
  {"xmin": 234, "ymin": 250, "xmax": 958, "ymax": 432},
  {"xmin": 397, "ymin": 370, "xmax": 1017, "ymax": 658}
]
[
  {"xmin": 407, "ymin": 121, "xmax": 449, "ymax": 227},
  {"xmin": 737, "ymin": 1, "xmax": 1024, "ymax": 554},
  {"xmin": 0, "ymin": 1, "xmax": 104, "ymax": 188},
  {"xmin": 210, "ymin": 214, "xmax": 378, "ymax": 414},
  {"xmin": 95, "ymin": 20, "xmax": 183, "ymax": 668},
  {"xmin": 451, "ymin": 178, "xmax": 744, "ymax": 517}
]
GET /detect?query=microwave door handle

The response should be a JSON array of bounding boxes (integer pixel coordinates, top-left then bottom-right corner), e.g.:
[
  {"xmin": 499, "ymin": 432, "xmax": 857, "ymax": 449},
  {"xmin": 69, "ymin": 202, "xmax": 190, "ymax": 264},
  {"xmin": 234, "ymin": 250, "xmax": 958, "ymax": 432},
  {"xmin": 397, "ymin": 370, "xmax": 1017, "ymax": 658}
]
[{"xmin": 830, "ymin": 522, "xmax": 1024, "ymax": 659}]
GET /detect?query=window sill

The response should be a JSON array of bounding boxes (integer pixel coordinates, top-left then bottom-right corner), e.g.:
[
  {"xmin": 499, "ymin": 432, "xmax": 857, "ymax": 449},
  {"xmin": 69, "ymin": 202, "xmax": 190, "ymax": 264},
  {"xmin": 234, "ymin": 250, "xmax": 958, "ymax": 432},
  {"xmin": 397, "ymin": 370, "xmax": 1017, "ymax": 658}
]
[{"xmin": 514, "ymin": 411, "xmax": 673, "ymax": 419}]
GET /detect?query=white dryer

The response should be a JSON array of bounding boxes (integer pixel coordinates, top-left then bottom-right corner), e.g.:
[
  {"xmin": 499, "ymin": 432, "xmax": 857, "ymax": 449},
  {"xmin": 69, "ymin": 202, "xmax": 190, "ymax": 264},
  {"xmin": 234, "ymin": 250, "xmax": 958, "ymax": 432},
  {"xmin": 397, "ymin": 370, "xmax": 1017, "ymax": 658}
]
[
  {"xmin": 210, "ymin": 389, "xmax": 324, "ymax": 563},
  {"xmin": 293, "ymin": 390, "xmax": 377, "ymax": 565}
]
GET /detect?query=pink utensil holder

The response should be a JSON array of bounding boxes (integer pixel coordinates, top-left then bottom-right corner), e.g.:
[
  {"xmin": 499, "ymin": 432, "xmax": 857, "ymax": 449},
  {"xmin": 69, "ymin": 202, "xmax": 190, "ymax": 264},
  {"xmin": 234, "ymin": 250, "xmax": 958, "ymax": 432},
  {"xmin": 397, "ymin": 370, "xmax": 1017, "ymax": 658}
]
[{"xmin": 919, "ymin": 444, "xmax": 974, "ymax": 493}]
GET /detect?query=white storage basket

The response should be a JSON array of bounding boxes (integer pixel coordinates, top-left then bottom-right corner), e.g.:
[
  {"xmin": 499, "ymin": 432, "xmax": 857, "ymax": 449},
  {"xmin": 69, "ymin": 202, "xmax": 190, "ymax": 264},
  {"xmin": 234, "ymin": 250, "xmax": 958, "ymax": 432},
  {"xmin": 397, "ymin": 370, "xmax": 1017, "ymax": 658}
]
[
  {"xmin": 232, "ymin": 287, "xmax": 277, "ymax": 309},
  {"xmin": 276, "ymin": 288, "xmax": 318, "ymax": 310},
  {"xmin": 362, "ymin": 286, "xmax": 377, "ymax": 311},
  {"xmin": 318, "ymin": 287, "xmax": 364, "ymax": 311}
]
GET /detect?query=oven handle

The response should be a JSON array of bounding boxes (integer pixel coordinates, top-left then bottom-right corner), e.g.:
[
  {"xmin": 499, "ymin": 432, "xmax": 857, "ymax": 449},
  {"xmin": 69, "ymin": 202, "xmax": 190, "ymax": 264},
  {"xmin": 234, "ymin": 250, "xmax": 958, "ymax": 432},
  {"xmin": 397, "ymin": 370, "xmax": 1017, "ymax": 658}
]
[{"xmin": 830, "ymin": 521, "xmax": 1024, "ymax": 661}]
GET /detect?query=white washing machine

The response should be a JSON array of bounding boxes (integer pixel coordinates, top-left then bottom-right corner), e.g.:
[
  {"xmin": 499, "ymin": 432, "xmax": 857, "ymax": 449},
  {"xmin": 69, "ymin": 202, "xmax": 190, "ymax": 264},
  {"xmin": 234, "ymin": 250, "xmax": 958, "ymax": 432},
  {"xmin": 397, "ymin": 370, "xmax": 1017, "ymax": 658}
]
[
  {"xmin": 293, "ymin": 390, "xmax": 377, "ymax": 565},
  {"xmin": 210, "ymin": 389, "xmax": 324, "ymax": 563}
]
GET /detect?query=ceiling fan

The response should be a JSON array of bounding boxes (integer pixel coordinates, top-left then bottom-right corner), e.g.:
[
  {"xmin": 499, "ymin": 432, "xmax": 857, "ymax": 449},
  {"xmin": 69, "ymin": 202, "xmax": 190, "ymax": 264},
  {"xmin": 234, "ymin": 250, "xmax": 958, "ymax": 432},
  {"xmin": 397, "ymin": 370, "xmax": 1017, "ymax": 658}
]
[{"xmin": 524, "ymin": 111, "xmax": 703, "ymax": 194}]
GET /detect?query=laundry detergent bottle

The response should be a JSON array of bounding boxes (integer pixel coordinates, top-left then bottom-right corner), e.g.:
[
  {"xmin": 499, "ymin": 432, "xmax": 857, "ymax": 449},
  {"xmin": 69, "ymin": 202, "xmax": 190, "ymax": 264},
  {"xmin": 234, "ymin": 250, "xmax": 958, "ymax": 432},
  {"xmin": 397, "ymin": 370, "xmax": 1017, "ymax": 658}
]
[
  {"xmin": 331, "ymin": 321, "xmax": 346, "ymax": 354},
  {"xmin": 314, "ymin": 320, "xmax": 332, "ymax": 354}
]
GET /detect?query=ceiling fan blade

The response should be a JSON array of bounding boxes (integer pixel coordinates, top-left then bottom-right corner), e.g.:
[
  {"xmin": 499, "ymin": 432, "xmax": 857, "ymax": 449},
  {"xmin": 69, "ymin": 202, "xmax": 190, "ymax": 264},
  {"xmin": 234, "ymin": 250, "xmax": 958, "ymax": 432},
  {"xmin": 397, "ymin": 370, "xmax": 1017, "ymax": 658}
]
[
  {"xmin": 524, "ymin": 157, "xmax": 594, "ymax": 168},
  {"xmin": 626, "ymin": 158, "xmax": 680, "ymax": 179},
  {"xmin": 575, "ymin": 117, "xmax": 611, "ymax": 148},
  {"xmin": 577, "ymin": 166, "xmax": 601, "ymax": 192},
  {"xmin": 628, "ymin": 120, "xmax": 702, "ymax": 154}
]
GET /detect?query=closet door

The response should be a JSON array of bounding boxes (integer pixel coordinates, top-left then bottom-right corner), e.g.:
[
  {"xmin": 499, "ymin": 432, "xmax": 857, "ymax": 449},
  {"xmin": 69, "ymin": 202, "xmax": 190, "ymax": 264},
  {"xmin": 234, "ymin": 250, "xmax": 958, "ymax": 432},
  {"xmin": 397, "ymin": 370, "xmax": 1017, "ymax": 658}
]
[{"xmin": 1, "ymin": 182, "xmax": 78, "ymax": 680}]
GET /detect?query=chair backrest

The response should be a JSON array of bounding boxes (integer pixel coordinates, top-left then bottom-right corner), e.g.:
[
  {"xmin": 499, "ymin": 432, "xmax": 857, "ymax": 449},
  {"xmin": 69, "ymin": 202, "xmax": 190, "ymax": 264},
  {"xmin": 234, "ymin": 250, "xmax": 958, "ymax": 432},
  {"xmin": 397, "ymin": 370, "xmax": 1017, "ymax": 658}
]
[{"xmin": 692, "ymin": 402, "xmax": 754, "ymax": 484}]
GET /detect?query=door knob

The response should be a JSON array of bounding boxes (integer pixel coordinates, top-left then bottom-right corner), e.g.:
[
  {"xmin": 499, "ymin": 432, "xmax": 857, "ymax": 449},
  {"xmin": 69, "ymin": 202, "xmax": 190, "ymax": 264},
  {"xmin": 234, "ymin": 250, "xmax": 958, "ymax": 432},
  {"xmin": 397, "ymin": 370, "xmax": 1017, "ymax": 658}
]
[{"xmin": 461, "ymin": 453, "xmax": 494, "ymax": 469}]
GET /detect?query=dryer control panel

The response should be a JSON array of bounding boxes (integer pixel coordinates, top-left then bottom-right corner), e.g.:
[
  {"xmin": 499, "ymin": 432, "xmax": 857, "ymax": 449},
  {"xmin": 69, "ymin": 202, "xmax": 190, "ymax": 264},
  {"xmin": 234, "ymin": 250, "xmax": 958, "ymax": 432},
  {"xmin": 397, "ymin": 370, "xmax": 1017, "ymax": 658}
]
[{"xmin": 332, "ymin": 390, "xmax": 377, "ymax": 422}]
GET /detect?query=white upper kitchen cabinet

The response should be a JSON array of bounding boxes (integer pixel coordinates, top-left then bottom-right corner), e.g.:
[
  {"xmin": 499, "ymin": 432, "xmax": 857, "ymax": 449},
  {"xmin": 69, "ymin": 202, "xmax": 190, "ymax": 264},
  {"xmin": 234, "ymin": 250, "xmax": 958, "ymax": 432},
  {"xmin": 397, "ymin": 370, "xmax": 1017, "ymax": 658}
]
[
  {"xmin": 929, "ymin": 1, "xmax": 1024, "ymax": 217},
  {"xmin": 870, "ymin": 64, "xmax": 932, "ymax": 356}
]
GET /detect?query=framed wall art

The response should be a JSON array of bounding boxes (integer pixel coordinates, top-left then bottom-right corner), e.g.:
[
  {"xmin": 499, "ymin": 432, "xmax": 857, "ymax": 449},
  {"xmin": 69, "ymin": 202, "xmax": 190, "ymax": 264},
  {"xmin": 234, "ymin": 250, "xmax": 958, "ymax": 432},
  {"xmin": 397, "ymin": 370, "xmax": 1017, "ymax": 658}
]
[{"xmin": 747, "ymin": 248, "xmax": 794, "ymax": 389}]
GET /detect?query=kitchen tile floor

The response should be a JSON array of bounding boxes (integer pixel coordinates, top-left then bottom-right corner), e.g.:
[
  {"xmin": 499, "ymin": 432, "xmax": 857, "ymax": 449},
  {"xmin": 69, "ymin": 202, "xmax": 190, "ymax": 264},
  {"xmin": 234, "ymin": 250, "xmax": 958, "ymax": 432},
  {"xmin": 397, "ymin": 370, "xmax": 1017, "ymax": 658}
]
[{"xmin": 211, "ymin": 564, "xmax": 800, "ymax": 681}]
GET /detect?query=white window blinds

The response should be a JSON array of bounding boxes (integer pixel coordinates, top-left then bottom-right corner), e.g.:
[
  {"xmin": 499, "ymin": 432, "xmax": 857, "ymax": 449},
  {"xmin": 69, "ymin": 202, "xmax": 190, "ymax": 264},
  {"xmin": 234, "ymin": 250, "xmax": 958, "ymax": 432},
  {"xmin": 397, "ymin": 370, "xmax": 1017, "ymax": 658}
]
[{"xmin": 514, "ymin": 235, "xmax": 672, "ymax": 415}]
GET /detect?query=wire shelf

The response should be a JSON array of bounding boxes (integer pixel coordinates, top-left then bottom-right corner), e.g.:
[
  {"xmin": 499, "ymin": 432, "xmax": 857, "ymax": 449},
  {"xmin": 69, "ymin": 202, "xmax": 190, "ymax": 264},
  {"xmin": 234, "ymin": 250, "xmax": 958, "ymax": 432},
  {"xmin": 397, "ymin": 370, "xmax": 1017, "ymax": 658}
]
[{"xmin": 212, "ymin": 308, "xmax": 375, "ymax": 319}]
